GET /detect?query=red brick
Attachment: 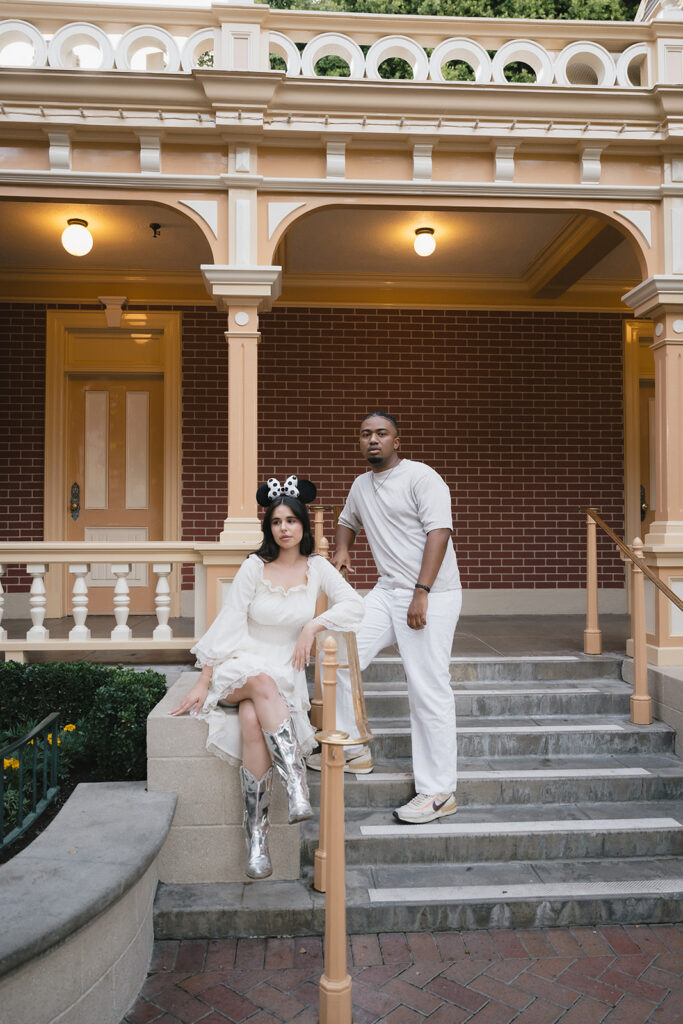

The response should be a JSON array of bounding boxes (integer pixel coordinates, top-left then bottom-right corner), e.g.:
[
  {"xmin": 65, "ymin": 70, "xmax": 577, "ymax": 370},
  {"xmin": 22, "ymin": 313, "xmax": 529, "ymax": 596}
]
[
  {"xmin": 515, "ymin": 971, "xmax": 580, "ymax": 1008},
  {"xmin": 351, "ymin": 933, "xmax": 383, "ymax": 966},
  {"xmin": 248, "ymin": 982, "xmax": 305, "ymax": 1018},
  {"xmin": 601, "ymin": 994, "xmax": 660, "ymax": 1024},
  {"xmin": 175, "ymin": 940, "xmax": 207, "ymax": 973},
  {"xmin": 651, "ymin": 926, "xmax": 683, "ymax": 955},
  {"xmin": 381, "ymin": 976, "xmax": 444, "ymax": 1014},
  {"xmin": 151, "ymin": 984, "xmax": 216, "ymax": 1023},
  {"xmin": 560, "ymin": 969, "xmax": 622, "ymax": 1005},
  {"xmin": 150, "ymin": 941, "xmax": 180, "ymax": 973},
  {"xmin": 529, "ymin": 958, "xmax": 577, "ymax": 980},
  {"xmin": 490, "ymin": 930, "xmax": 529, "ymax": 959},
  {"xmin": 571, "ymin": 929, "xmax": 615, "ymax": 957},
  {"xmin": 427, "ymin": 975, "xmax": 488, "ymax": 1012},
  {"xmin": 598, "ymin": 926, "xmax": 644, "ymax": 956},
  {"xmin": 122, "ymin": 998, "xmax": 165, "ymax": 1024},
  {"xmin": 649, "ymin": 991, "xmax": 683, "ymax": 1023},
  {"xmin": 205, "ymin": 940, "xmax": 237, "ymax": 972},
  {"xmin": 517, "ymin": 931, "xmax": 559, "ymax": 959},
  {"xmin": 197, "ymin": 984, "xmax": 259, "ymax": 1021},
  {"xmin": 471, "ymin": 973, "xmax": 534, "ymax": 1010},
  {"xmin": 380, "ymin": 1006, "xmax": 424, "ymax": 1024},
  {"xmin": 264, "ymin": 937, "xmax": 294, "ymax": 969},
  {"xmin": 379, "ymin": 933, "xmax": 413, "ymax": 964},
  {"xmin": 405, "ymin": 932, "xmax": 441, "ymax": 961},
  {"xmin": 600, "ymin": 967, "xmax": 669, "ymax": 1004},
  {"xmin": 550, "ymin": 995, "xmax": 610, "ymax": 1024},
  {"xmin": 462, "ymin": 930, "xmax": 500, "ymax": 962},
  {"xmin": 508, "ymin": 998, "xmax": 565, "ymax": 1024}
]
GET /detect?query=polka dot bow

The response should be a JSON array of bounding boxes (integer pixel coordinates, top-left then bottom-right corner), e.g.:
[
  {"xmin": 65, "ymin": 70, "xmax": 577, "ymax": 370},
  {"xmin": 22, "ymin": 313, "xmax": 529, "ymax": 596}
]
[{"xmin": 266, "ymin": 475, "xmax": 299, "ymax": 501}]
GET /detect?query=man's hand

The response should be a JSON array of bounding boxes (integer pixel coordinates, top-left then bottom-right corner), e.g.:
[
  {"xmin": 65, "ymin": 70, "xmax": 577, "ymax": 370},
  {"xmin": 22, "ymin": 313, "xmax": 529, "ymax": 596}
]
[
  {"xmin": 407, "ymin": 588, "xmax": 428, "ymax": 630},
  {"xmin": 332, "ymin": 548, "xmax": 354, "ymax": 574}
]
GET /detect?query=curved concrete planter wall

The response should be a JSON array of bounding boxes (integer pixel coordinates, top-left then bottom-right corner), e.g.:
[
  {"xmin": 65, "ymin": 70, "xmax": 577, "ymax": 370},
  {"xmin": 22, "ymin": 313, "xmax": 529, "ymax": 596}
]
[{"xmin": 0, "ymin": 782, "xmax": 176, "ymax": 1024}]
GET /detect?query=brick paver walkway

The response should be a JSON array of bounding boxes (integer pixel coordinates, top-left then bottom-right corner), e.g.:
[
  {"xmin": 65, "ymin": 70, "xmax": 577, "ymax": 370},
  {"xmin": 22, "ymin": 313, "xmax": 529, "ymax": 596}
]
[{"xmin": 122, "ymin": 925, "xmax": 683, "ymax": 1024}]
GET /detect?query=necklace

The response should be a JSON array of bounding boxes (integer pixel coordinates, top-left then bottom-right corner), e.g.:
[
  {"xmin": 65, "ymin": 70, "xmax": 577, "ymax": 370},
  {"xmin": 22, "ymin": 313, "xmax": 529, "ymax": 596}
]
[{"xmin": 372, "ymin": 461, "xmax": 400, "ymax": 496}]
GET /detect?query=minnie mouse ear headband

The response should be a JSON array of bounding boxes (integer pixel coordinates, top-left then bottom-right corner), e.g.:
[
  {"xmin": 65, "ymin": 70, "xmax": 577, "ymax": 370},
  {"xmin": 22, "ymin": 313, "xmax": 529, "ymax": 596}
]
[{"xmin": 256, "ymin": 475, "xmax": 317, "ymax": 507}]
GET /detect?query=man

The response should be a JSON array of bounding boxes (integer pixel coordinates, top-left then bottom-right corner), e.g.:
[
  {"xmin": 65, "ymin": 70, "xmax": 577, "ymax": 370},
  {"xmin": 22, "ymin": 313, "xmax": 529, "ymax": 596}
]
[{"xmin": 311, "ymin": 411, "xmax": 462, "ymax": 824}]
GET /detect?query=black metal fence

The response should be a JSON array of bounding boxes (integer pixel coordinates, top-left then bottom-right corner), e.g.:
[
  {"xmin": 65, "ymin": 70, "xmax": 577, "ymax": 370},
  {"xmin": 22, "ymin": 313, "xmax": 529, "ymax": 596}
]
[{"xmin": 1, "ymin": 712, "xmax": 59, "ymax": 850}]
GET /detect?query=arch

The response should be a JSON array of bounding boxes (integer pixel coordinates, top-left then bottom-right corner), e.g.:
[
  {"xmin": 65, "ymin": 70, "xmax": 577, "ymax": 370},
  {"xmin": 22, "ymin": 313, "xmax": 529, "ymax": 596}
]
[
  {"xmin": 301, "ymin": 33, "xmax": 364, "ymax": 79},
  {"xmin": 115, "ymin": 25, "xmax": 181, "ymax": 73},
  {"xmin": 268, "ymin": 31, "xmax": 301, "ymax": 77},
  {"xmin": 429, "ymin": 38, "xmax": 492, "ymax": 83},
  {"xmin": 181, "ymin": 28, "xmax": 219, "ymax": 72},
  {"xmin": 554, "ymin": 41, "xmax": 616, "ymax": 88},
  {"xmin": 0, "ymin": 19, "xmax": 48, "ymax": 68},
  {"xmin": 365, "ymin": 35, "xmax": 429, "ymax": 82},
  {"xmin": 47, "ymin": 23, "xmax": 115, "ymax": 71},
  {"xmin": 491, "ymin": 39, "xmax": 554, "ymax": 86}
]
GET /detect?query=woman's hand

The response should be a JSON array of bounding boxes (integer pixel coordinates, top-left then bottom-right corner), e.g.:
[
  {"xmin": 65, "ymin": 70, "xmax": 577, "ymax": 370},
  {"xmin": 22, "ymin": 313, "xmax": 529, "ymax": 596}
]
[
  {"xmin": 170, "ymin": 673, "xmax": 211, "ymax": 716},
  {"xmin": 292, "ymin": 621, "xmax": 321, "ymax": 672}
]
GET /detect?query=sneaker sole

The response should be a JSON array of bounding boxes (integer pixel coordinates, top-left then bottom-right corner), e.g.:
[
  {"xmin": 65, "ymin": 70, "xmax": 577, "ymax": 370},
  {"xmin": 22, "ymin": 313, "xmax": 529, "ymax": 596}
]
[
  {"xmin": 344, "ymin": 763, "xmax": 374, "ymax": 775},
  {"xmin": 393, "ymin": 803, "xmax": 457, "ymax": 824}
]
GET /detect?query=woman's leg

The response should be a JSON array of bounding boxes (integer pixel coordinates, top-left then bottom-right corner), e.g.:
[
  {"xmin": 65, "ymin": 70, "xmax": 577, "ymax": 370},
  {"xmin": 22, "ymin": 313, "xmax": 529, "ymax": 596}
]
[
  {"xmin": 226, "ymin": 673, "xmax": 312, "ymax": 823},
  {"xmin": 238, "ymin": 698, "xmax": 272, "ymax": 777},
  {"xmin": 238, "ymin": 700, "xmax": 273, "ymax": 879}
]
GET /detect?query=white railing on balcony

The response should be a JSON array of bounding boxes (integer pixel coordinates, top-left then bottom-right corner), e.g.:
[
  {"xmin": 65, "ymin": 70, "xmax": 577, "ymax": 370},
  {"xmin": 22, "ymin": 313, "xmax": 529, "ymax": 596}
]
[
  {"xmin": 0, "ymin": 542, "xmax": 205, "ymax": 662},
  {"xmin": 2, "ymin": 0, "xmax": 680, "ymax": 89}
]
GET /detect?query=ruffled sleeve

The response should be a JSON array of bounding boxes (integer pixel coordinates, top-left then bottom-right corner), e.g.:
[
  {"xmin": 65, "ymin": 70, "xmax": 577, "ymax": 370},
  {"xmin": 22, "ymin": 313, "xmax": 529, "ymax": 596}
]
[
  {"xmin": 190, "ymin": 555, "xmax": 260, "ymax": 667},
  {"xmin": 312, "ymin": 557, "xmax": 364, "ymax": 632}
]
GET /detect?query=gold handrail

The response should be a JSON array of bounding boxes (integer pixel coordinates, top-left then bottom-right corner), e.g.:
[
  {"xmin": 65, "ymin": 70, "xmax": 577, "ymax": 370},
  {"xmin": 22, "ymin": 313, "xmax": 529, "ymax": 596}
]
[{"xmin": 585, "ymin": 507, "xmax": 683, "ymax": 614}]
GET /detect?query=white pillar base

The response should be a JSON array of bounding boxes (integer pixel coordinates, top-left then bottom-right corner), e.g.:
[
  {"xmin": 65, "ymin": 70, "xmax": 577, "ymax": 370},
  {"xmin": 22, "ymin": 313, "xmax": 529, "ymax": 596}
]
[{"xmin": 218, "ymin": 517, "xmax": 263, "ymax": 547}]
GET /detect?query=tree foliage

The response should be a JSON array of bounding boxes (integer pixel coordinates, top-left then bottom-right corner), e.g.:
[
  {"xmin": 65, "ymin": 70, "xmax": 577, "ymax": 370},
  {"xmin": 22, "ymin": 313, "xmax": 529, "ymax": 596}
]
[{"xmin": 260, "ymin": 0, "xmax": 638, "ymax": 20}]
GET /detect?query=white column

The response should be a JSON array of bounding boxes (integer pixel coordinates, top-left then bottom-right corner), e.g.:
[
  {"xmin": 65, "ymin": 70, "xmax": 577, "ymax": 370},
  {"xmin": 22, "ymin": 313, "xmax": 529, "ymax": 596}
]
[
  {"xmin": 110, "ymin": 564, "xmax": 132, "ymax": 640},
  {"xmin": 26, "ymin": 564, "xmax": 49, "ymax": 641},
  {"xmin": 68, "ymin": 564, "xmax": 91, "ymax": 641},
  {"xmin": 0, "ymin": 565, "xmax": 6, "ymax": 641},
  {"xmin": 153, "ymin": 563, "xmax": 173, "ymax": 641}
]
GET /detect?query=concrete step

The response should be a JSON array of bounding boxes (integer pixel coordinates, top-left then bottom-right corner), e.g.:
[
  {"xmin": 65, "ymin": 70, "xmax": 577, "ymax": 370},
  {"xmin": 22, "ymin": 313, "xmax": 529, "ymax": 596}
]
[
  {"xmin": 154, "ymin": 856, "xmax": 683, "ymax": 938},
  {"xmin": 361, "ymin": 655, "xmax": 622, "ymax": 683},
  {"xmin": 362, "ymin": 679, "xmax": 632, "ymax": 718},
  {"xmin": 300, "ymin": 800, "xmax": 683, "ymax": 866},
  {"xmin": 307, "ymin": 754, "xmax": 683, "ymax": 809},
  {"xmin": 366, "ymin": 715, "xmax": 675, "ymax": 759}
]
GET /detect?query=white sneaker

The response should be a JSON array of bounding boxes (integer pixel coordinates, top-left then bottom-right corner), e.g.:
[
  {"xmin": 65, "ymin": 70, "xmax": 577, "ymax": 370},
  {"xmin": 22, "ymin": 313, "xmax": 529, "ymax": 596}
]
[
  {"xmin": 393, "ymin": 792, "xmax": 457, "ymax": 824},
  {"xmin": 306, "ymin": 746, "xmax": 374, "ymax": 774}
]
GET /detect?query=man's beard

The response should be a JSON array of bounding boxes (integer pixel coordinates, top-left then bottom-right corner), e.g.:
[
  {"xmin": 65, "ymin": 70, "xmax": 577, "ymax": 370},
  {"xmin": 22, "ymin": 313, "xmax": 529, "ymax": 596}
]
[{"xmin": 367, "ymin": 454, "xmax": 383, "ymax": 464}]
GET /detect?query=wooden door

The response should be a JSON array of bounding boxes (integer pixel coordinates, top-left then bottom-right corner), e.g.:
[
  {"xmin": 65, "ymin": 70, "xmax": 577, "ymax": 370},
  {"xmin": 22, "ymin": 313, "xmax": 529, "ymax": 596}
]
[
  {"xmin": 639, "ymin": 380, "xmax": 655, "ymax": 539},
  {"xmin": 66, "ymin": 375, "xmax": 164, "ymax": 614}
]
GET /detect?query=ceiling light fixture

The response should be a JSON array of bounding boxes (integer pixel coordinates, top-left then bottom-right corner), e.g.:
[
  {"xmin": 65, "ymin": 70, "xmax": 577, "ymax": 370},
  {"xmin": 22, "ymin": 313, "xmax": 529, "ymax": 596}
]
[
  {"xmin": 61, "ymin": 218, "xmax": 93, "ymax": 257},
  {"xmin": 414, "ymin": 226, "xmax": 435, "ymax": 257}
]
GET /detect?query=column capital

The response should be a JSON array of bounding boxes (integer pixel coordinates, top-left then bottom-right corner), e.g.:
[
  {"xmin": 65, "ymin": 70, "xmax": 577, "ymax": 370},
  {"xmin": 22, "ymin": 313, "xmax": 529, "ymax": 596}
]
[
  {"xmin": 201, "ymin": 264, "xmax": 282, "ymax": 312},
  {"xmin": 622, "ymin": 275, "xmax": 683, "ymax": 318}
]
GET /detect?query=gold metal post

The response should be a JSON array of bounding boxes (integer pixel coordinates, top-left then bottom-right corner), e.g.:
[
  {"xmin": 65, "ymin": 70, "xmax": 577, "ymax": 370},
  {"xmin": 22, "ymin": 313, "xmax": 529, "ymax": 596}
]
[
  {"xmin": 314, "ymin": 633, "xmax": 338, "ymax": 892},
  {"xmin": 630, "ymin": 537, "xmax": 652, "ymax": 724},
  {"xmin": 584, "ymin": 509, "xmax": 603, "ymax": 655}
]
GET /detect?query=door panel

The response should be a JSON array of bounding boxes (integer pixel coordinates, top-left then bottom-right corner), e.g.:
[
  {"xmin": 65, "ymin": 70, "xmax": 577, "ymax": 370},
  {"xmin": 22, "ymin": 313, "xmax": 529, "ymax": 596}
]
[{"xmin": 66, "ymin": 376, "xmax": 164, "ymax": 614}]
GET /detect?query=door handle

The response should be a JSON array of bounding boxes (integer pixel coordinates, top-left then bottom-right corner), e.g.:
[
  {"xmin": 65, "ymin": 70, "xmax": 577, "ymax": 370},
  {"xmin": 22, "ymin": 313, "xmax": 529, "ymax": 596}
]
[
  {"xmin": 640, "ymin": 484, "xmax": 648, "ymax": 522},
  {"xmin": 70, "ymin": 481, "xmax": 80, "ymax": 521}
]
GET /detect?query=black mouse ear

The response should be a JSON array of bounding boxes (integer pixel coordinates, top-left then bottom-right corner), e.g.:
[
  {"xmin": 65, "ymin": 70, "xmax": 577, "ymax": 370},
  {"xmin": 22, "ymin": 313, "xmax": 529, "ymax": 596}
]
[
  {"xmin": 297, "ymin": 479, "xmax": 317, "ymax": 504},
  {"xmin": 256, "ymin": 483, "xmax": 273, "ymax": 507}
]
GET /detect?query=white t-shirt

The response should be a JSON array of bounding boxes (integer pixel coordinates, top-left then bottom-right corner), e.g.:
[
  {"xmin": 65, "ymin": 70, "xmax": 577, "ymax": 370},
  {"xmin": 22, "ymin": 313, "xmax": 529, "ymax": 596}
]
[{"xmin": 338, "ymin": 459, "xmax": 461, "ymax": 593}]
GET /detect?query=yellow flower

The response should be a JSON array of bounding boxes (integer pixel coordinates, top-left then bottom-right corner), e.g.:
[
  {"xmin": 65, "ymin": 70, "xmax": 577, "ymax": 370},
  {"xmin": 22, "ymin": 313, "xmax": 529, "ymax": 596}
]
[
  {"xmin": 47, "ymin": 734, "xmax": 60, "ymax": 745},
  {"xmin": 63, "ymin": 724, "xmax": 76, "ymax": 732},
  {"xmin": 3, "ymin": 758, "xmax": 19, "ymax": 770}
]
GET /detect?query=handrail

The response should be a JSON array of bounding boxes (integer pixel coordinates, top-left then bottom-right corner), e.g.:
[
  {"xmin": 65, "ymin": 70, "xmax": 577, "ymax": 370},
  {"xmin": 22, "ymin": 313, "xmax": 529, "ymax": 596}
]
[
  {"xmin": 585, "ymin": 507, "xmax": 683, "ymax": 614},
  {"xmin": 0, "ymin": 712, "xmax": 59, "ymax": 849},
  {"xmin": 582, "ymin": 506, "xmax": 666, "ymax": 725}
]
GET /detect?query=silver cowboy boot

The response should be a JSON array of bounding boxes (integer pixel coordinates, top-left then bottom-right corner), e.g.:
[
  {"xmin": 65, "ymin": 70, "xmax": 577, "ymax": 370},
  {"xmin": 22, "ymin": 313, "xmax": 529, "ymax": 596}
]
[
  {"xmin": 240, "ymin": 764, "xmax": 273, "ymax": 879},
  {"xmin": 262, "ymin": 718, "xmax": 313, "ymax": 823}
]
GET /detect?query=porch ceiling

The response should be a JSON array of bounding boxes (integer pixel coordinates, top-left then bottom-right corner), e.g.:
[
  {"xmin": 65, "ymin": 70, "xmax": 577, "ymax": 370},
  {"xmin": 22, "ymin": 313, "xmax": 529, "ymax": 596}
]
[{"xmin": 277, "ymin": 206, "xmax": 642, "ymax": 310}]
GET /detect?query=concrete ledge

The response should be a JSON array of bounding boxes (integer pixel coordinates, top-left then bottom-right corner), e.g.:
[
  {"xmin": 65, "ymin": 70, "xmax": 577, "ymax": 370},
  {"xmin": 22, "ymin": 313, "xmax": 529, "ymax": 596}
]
[
  {"xmin": 0, "ymin": 782, "xmax": 176, "ymax": 1024},
  {"xmin": 148, "ymin": 673, "xmax": 301, "ymax": 883}
]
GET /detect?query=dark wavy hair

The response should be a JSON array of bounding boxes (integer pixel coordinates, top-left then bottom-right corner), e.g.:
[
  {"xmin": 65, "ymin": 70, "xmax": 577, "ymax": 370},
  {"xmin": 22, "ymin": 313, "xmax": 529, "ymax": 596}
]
[{"xmin": 254, "ymin": 496, "xmax": 315, "ymax": 563}]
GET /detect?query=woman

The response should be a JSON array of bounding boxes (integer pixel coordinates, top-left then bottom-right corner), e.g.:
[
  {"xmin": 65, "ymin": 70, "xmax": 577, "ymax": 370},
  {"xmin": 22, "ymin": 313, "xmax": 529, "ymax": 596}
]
[{"xmin": 171, "ymin": 475, "xmax": 364, "ymax": 879}]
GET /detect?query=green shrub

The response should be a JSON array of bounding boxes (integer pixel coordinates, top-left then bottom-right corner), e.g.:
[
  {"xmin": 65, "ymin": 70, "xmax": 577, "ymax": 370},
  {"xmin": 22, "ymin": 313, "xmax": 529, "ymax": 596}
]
[
  {"xmin": 81, "ymin": 669, "xmax": 166, "ymax": 781},
  {"xmin": 0, "ymin": 662, "xmax": 116, "ymax": 726}
]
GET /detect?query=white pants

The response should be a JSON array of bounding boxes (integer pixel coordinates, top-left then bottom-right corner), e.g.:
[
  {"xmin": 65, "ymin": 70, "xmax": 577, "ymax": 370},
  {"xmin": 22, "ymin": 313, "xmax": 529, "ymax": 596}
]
[{"xmin": 336, "ymin": 586, "xmax": 461, "ymax": 795}]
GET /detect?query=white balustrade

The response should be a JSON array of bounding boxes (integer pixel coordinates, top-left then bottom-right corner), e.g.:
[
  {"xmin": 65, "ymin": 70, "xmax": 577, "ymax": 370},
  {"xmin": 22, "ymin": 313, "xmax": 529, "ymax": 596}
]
[
  {"xmin": 152, "ymin": 563, "xmax": 173, "ymax": 641},
  {"xmin": 26, "ymin": 564, "xmax": 49, "ymax": 642},
  {"xmin": 110, "ymin": 564, "xmax": 132, "ymax": 641},
  {"xmin": 0, "ymin": 565, "xmax": 6, "ymax": 642},
  {"xmin": 68, "ymin": 563, "xmax": 91, "ymax": 641},
  {"xmin": 0, "ymin": 12, "xmax": 656, "ymax": 88}
]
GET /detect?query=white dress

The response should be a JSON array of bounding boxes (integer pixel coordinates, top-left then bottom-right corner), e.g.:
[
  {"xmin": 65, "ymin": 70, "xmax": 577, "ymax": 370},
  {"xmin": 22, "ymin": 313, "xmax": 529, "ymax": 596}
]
[{"xmin": 191, "ymin": 553, "xmax": 365, "ymax": 765}]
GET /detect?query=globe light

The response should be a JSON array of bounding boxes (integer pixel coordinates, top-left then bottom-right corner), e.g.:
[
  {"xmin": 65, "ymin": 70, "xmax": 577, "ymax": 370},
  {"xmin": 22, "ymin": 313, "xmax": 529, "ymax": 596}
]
[
  {"xmin": 61, "ymin": 218, "xmax": 93, "ymax": 257},
  {"xmin": 414, "ymin": 227, "xmax": 435, "ymax": 257}
]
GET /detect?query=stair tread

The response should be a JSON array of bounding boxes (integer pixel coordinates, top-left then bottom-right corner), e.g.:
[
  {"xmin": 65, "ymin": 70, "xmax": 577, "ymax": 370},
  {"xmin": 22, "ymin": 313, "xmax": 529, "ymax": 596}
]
[
  {"xmin": 322, "ymin": 753, "xmax": 683, "ymax": 777},
  {"xmin": 368, "ymin": 714, "xmax": 673, "ymax": 732}
]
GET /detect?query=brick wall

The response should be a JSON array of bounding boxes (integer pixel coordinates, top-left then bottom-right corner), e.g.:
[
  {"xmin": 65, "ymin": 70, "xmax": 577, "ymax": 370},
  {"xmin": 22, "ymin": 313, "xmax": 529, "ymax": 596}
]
[
  {"xmin": 258, "ymin": 308, "xmax": 626, "ymax": 590},
  {"xmin": 0, "ymin": 303, "xmax": 624, "ymax": 594}
]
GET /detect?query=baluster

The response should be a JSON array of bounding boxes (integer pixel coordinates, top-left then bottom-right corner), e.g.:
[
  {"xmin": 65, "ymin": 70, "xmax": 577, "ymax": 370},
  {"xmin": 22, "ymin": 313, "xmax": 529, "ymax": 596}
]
[
  {"xmin": 314, "ymin": 621, "xmax": 337, "ymax": 894},
  {"xmin": 310, "ymin": 534, "xmax": 329, "ymax": 730},
  {"xmin": 110, "ymin": 564, "xmax": 132, "ymax": 640},
  {"xmin": 583, "ymin": 510, "xmax": 602, "ymax": 655},
  {"xmin": 630, "ymin": 538, "xmax": 652, "ymax": 725},
  {"xmin": 26, "ymin": 564, "xmax": 49, "ymax": 641},
  {"xmin": 0, "ymin": 565, "xmax": 6, "ymax": 641},
  {"xmin": 152, "ymin": 563, "xmax": 173, "ymax": 641},
  {"xmin": 318, "ymin": 636, "xmax": 353, "ymax": 1023},
  {"xmin": 68, "ymin": 564, "xmax": 91, "ymax": 641}
]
